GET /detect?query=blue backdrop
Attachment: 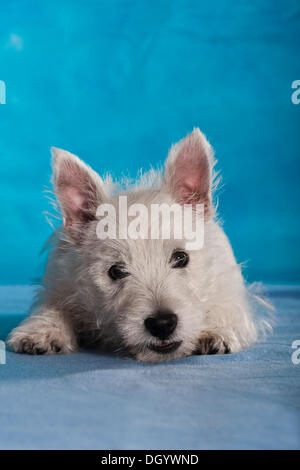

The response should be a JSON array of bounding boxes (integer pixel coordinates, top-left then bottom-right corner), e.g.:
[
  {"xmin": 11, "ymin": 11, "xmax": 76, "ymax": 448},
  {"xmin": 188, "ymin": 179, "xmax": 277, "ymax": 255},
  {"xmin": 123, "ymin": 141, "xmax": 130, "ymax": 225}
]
[{"xmin": 0, "ymin": 0, "xmax": 300, "ymax": 284}]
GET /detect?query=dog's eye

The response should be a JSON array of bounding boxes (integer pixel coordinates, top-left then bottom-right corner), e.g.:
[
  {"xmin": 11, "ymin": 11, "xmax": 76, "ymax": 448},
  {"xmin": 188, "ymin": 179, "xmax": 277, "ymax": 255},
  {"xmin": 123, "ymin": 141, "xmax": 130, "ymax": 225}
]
[
  {"xmin": 108, "ymin": 264, "xmax": 130, "ymax": 280},
  {"xmin": 170, "ymin": 251, "xmax": 189, "ymax": 268}
]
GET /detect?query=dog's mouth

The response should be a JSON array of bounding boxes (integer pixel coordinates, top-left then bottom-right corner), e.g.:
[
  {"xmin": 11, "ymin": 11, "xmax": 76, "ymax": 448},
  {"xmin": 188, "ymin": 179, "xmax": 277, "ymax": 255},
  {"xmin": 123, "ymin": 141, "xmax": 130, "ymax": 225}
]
[{"xmin": 148, "ymin": 340, "xmax": 182, "ymax": 354}]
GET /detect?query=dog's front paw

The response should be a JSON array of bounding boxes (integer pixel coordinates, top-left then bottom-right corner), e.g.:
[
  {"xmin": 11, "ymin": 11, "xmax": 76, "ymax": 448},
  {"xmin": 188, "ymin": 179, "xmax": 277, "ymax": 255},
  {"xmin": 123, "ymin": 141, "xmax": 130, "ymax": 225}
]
[
  {"xmin": 194, "ymin": 333, "xmax": 231, "ymax": 355},
  {"xmin": 8, "ymin": 329, "xmax": 71, "ymax": 355},
  {"xmin": 9, "ymin": 334, "xmax": 64, "ymax": 355},
  {"xmin": 8, "ymin": 316, "xmax": 76, "ymax": 355}
]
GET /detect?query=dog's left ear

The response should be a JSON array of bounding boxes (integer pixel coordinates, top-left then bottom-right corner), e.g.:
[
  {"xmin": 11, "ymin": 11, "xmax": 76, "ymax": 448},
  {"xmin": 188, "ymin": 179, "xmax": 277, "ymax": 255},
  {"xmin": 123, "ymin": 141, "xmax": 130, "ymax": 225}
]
[
  {"xmin": 163, "ymin": 128, "xmax": 214, "ymax": 214},
  {"xmin": 51, "ymin": 147, "xmax": 106, "ymax": 242}
]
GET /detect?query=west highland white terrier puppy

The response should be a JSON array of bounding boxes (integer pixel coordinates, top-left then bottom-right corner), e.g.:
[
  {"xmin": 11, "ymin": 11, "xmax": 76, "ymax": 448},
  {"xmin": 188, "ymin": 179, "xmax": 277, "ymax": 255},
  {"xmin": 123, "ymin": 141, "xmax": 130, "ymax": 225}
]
[{"xmin": 8, "ymin": 128, "xmax": 269, "ymax": 362}]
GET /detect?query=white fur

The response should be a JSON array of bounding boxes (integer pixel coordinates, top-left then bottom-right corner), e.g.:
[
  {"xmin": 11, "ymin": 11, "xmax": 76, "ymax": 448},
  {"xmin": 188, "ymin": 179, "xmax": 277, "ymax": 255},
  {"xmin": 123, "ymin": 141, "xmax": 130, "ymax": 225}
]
[{"xmin": 8, "ymin": 129, "xmax": 271, "ymax": 362}]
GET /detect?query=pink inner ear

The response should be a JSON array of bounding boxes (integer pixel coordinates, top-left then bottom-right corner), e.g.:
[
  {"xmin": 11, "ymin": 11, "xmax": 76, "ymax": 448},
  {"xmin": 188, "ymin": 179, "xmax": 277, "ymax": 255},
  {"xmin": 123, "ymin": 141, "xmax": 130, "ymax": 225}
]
[
  {"xmin": 172, "ymin": 145, "xmax": 210, "ymax": 204},
  {"xmin": 57, "ymin": 158, "xmax": 97, "ymax": 226},
  {"xmin": 64, "ymin": 186, "xmax": 85, "ymax": 217},
  {"xmin": 183, "ymin": 174, "xmax": 202, "ymax": 192}
]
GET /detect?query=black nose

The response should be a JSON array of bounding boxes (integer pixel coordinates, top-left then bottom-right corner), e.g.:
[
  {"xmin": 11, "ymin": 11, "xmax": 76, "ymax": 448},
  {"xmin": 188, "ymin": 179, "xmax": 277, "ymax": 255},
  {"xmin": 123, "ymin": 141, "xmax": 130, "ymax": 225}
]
[{"xmin": 144, "ymin": 310, "xmax": 178, "ymax": 340}]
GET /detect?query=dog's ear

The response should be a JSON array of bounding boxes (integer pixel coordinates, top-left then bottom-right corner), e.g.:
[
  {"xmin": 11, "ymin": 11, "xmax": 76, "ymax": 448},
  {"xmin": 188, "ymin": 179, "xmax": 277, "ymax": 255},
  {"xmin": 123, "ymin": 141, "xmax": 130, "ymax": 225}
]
[
  {"xmin": 51, "ymin": 147, "xmax": 106, "ymax": 242},
  {"xmin": 163, "ymin": 128, "xmax": 214, "ymax": 214}
]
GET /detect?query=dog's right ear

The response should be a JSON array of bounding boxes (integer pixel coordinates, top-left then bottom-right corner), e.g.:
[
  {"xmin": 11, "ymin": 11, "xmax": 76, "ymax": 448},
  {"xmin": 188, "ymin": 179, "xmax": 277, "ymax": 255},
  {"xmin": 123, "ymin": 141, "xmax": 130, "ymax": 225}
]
[
  {"xmin": 162, "ymin": 128, "xmax": 215, "ymax": 215},
  {"xmin": 51, "ymin": 147, "xmax": 106, "ymax": 242}
]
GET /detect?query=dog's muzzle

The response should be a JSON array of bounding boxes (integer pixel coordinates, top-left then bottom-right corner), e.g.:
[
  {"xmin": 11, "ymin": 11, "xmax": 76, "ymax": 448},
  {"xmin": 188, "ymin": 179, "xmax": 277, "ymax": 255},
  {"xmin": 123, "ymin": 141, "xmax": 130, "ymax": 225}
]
[
  {"xmin": 144, "ymin": 310, "xmax": 181, "ymax": 354},
  {"xmin": 148, "ymin": 340, "xmax": 182, "ymax": 354},
  {"xmin": 144, "ymin": 310, "xmax": 178, "ymax": 340}
]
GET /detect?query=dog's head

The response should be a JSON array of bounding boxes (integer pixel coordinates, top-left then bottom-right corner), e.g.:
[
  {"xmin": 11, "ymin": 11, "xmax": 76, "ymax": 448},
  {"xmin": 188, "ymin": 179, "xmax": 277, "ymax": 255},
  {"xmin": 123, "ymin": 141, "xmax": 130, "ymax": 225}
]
[{"xmin": 52, "ymin": 129, "xmax": 219, "ymax": 362}]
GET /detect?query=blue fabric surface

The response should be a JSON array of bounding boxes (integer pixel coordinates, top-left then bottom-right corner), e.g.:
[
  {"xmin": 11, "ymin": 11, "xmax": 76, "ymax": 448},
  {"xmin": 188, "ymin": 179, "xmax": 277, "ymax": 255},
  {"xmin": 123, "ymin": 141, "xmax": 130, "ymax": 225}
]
[
  {"xmin": 0, "ymin": 285, "xmax": 299, "ymax": 450},
  {"xmin": 1, "ymin": 0, "xmax": 300, "ymax": 284}
]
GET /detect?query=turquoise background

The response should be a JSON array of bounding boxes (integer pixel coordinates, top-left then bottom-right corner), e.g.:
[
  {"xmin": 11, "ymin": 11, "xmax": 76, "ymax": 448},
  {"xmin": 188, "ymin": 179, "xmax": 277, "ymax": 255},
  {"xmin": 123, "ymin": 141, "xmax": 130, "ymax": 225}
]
[{"xmin": 0, "ymin": 0, "xmax": 300, "ymax": 284}]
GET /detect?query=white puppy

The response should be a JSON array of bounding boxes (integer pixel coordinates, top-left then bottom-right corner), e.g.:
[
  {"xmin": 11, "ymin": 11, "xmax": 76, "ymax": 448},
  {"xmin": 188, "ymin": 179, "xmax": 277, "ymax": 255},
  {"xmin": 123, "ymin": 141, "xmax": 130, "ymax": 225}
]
[{"xmin": 8, "ymin": 129, "xmax": 270, "ymax": 362}]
